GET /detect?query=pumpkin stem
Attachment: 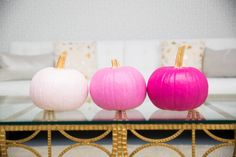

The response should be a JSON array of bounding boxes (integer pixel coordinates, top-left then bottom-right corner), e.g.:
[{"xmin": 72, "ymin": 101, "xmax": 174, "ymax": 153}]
[
  {"xmin": 56, "ymin": 51, "xmax": 67, "ymax": 69},
  {"xmin": 111, "ymin": 59, "xmax": 119, "ymax": 68},
  {"xmin": 175, "ymin": 46, "xmax": 185, "ymax": 68}
]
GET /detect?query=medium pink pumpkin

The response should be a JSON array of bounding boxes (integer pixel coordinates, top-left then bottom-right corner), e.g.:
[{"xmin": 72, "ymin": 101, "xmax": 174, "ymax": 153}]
[
  {"xmin": 30, "ymin": 52, "xmax": 88, "ymax": 111},
  {"xmin": 147, "ymin": 46, "xmax": 208, "ymax": 111},
  {"xmin": 90, "ymin": 59, "xmax": 146, "ymax": 111}
]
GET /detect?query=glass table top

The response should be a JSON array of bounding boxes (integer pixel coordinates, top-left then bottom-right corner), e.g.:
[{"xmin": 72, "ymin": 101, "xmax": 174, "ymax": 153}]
[{"xmin": 0, "ymin": 96, "xmax": 236, "ymax": 125}]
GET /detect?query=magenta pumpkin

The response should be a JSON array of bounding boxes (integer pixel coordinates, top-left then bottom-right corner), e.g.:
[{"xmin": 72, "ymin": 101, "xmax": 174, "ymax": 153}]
[
  {"xmin": 147, "ymin": 46, "xmax": 208, "ymax": 111},
  {"xmin": 90, "ymin": 59, "xmax": 146, "ymax": 111}
]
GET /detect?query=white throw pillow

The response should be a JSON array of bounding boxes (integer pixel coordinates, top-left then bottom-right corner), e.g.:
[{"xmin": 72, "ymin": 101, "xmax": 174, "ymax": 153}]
[
  {"xmin": 160, "ymin": 41, "xmax": 205, "ymax": 70},
  {"xmin": 54, "ymin": 42, "xmax": 97, "ymax": 79},
  {"xmin": 0, "ymin": 53, "xmax": 54, "ymax": 81}
]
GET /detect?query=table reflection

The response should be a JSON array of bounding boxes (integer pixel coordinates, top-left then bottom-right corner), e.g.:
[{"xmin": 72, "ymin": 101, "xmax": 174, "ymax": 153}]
[
  {"xmin": 150, "ymin": 109, "xmax": 205, "ymax": 121},
  {"xmin": 33, "ymin": 110, "xmax": 87, "ymax": 121},
  {"xmin": 93, "ymin": 109, "xmax": 145, "ymax": 121}
]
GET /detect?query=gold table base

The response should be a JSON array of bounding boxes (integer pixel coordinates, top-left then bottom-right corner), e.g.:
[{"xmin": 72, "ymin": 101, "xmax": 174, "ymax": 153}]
[{"xmin": 0, "ymin": 124, "xmax": 235, "ymax": 157}]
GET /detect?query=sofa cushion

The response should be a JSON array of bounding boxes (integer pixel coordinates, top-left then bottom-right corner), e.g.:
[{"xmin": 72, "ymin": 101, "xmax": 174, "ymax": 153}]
[
  {"xmin": 203, "ymin": 48, "xmax": 236, "ymax": 77},
  {"xmin": 54, "ymin": 41, "xmax": 97, "ymax": 79},
  {"xmin": 123, "ymin": 40, "xmax": 160, "ymax": 80},
  {"xmin": 10, "ymin": 42, "xmax": 54, "ymax": 55},
  {"xmin": 207, "ymin": 78, "xmax": 236, "ymax": 95},
  {"xmin": 0, "ymin": 80, "xmax": 30, "ymax": 96},
  {"xmin": 0, "ymin": 53, "xmax": 54, "ymax": 81},
  {"xmin": 160, "ymin": 41, "xmax": 205, "ymax": 70}
]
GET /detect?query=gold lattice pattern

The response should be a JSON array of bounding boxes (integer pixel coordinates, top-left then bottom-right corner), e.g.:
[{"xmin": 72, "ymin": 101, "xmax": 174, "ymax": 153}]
[{"xmin": 0, "ymin": 124, "xmax": 235, "ymax": 157}]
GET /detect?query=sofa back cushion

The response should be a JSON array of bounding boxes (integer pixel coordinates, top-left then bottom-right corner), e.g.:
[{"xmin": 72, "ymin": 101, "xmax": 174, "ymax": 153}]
[
  {"xmin": 10, "ymin": 42, "xmax": 53, "ymax": 55},
  {"xmin": 0, "ymin": 53, "xmax": 54, "ymax": 81},
  {"xmin": 54, "ymin": 41, "xmax": 97, "ymax": 79},
  {"xmin": 160, "ymin": 40, "xmax": 205, "ymax": 70},
  {"xmin": 203, "ymin": 48, "xmax": 236, "ymax": 77},
  {"xmin": 7, "ymin": 39, "xmax": 236, "ymax": 80}
]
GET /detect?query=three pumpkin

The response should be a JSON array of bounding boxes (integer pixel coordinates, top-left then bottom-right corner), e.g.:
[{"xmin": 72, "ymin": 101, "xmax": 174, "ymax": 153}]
[{"xmin": 30, "ymin": 46, "xmax": 208, "ymax": 113}]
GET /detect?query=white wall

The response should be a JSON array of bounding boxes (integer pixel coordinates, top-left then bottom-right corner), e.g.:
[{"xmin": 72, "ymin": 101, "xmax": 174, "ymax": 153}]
[{"xmin": 0, "ymin": 0, "xmax": 235, "ymax": 52}]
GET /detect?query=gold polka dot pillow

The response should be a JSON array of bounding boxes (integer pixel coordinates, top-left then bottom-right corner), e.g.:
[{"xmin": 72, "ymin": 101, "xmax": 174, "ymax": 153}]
[
  {"xmin": 54, "ymin": 41, "xmax": 97, "ymax": 80},
  {"xmin": 160, "ymin": 41, "xmax": 205, "ymax": 70}
]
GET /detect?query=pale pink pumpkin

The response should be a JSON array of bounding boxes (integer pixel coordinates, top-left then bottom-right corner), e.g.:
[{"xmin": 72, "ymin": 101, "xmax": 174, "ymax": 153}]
[
  {"xmin": 147, "ymin": 46, "xmax": 208, "ymax": 111},
  {"xmin": 90, "ymin": 59, "xmax": 146, "ymax": 110},
  {"xmin": 30, "ymin": 52, "xmax": 88, "ymax": 111}
]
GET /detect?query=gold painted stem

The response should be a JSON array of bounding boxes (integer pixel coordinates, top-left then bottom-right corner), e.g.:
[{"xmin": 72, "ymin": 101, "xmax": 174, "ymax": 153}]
[
  {"xmin": 111, "ymin": 59, "xmax": 119, "ymax": 68},
  {"xmin": 175, "ymin": 46, "xmax": 185, "ymax": 68},
  {"xmin": 56, "ymin": 51, "xmax": 67, "ymax": 69}
]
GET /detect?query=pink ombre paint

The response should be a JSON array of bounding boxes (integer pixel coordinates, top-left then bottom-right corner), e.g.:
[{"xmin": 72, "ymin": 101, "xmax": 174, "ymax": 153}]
[
  {"xmin": 147, "ymin": 66, "xmax": 208, "ymax": 111},
  {"xmin": 90, "ymin": 67, "xmax": 146, "ymax": 110}
]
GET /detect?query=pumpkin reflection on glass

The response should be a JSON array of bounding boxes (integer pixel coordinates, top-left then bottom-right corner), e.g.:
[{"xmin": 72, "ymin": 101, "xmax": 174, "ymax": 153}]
[{"xmin": 93, "ymin": 110, "xmax": 145, "ymax": 121}]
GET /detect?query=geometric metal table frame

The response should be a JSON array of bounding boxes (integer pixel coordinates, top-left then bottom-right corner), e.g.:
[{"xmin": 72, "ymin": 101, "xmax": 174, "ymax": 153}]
[{"xmin": 0, "ymin": 124, "xmax": 235, "ymax": 157}]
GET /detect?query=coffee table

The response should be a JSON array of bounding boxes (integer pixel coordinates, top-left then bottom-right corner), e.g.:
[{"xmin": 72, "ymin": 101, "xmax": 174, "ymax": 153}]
[{"xmin": 0, "ymin": 96, "xmax": 235, "ymax": 157}]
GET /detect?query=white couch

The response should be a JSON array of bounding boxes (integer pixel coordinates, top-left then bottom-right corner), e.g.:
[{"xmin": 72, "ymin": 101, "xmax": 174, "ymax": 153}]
[{"xmin": 1, "ymin": 39, "xmax": 236, "ymax": 97}]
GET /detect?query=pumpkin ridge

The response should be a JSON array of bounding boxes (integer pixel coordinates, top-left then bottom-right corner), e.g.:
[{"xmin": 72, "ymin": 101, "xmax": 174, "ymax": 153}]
[
  {"xmin": 102, "ymin": 70, "xmax": 109, "ymax": 107},
  {"xmin": 172, "ymin": 70, "xmax": 177, "ymax": 111},
  {"xmin": 112, "ymin": 70, "xmax": 119, "ymax": 109},
  {"xmin": 184, "ymin": 68, "xmax": 192, "ymax": 110},
  {"xmin": 149, "ymin": 68, "xmax": 166, "ymax": 109},
  {"xmin": 194, "ymin": 69, "xmax": 203, "ymax": 108},
  {"xmin": 188, "ymin": 68, "xmax": 200, "ymax": 109},
  {"xmin": 133, "ymin": 68, "xmax": 146, "ymax": 107},
  {"xmin": 164, "ymin": 70, "xmax": 172, "ymax": 110},
  {"xmin": 105, "ymin": 71, "xmax": 114, "ymax": 110},
  {"xmin": 125, "ymin": 69, "xmax": 136, "ymax": 107},
  {"xmin": 46, "ymin": 73, "xmax": 57, "ymax": 109},
  {"xmin": 159, "ymin": 69, "xmax": 169, "ymax": 110},
  {"xmin": 193, "ymin": 69, "xmax": 204, "ymax": 107}
]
